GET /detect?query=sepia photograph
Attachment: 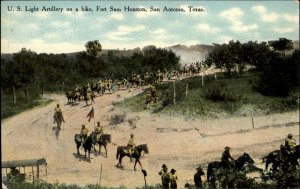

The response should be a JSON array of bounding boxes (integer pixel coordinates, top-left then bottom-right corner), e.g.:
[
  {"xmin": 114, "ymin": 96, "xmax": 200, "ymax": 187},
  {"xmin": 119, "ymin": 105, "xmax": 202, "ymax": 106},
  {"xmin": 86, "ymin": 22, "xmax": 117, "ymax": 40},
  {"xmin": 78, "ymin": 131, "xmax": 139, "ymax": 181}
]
[{"xmin": 1, "ymin": 0, "xmax": 299, "ymax": 188}]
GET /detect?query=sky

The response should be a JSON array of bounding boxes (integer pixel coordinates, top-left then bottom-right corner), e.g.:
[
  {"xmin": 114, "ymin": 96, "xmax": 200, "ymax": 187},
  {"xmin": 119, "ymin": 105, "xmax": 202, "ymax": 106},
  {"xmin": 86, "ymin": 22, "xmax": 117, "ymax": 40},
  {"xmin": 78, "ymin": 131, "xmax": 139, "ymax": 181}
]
[{"xmin": 1, "ymin": 0, "xmax": 299, "ymax": 54}]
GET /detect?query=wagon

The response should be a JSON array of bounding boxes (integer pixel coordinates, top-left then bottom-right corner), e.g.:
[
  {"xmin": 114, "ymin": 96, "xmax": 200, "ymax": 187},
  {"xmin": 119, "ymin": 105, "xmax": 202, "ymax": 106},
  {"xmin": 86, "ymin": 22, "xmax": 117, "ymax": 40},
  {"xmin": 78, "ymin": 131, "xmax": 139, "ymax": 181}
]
[{"xmin": 2, "ymin": 158, "xmax": 47, "ymax": 182}]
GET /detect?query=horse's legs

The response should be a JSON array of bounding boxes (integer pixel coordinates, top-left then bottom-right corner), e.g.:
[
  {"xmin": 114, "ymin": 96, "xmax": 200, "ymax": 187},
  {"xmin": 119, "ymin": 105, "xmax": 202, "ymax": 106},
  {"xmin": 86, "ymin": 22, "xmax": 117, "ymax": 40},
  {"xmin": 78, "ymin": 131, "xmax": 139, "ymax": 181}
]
[
  {"xmin": 77, "ymin": 145, "xmax": 80, "ymax": 155},
  {"xmin": 99, "ymin": 144, "xmax": 101, "ymax": 154},
  {"xmin": 134, "ymin": 159, "xmax": 143, "ymax": 171},
  {"xmin": 104, "ymin": 145, "xmax": 108, "ymax": 158}
]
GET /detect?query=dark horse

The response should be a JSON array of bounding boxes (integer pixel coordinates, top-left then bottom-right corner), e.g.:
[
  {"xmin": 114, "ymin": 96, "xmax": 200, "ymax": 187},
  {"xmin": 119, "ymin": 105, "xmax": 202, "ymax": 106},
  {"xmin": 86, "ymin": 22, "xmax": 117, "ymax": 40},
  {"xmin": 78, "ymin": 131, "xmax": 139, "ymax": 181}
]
[
  {"xmin": 90, "ymin": 132, "xmax": 111, "ymax": 158},
  {"xmin": 262, "ymin": 145, "xmax": 300, "ymax": 172},
  {"xmin": 116, "ymin": 144, "xmax": 149, "ymax": 171},
  {"xmin": 74, "ymin": 133, "xmax": 94, "ymax": 160},
  {"xmin": 207, "ymin": 152, "xmax": 255, "ymax": 183}
]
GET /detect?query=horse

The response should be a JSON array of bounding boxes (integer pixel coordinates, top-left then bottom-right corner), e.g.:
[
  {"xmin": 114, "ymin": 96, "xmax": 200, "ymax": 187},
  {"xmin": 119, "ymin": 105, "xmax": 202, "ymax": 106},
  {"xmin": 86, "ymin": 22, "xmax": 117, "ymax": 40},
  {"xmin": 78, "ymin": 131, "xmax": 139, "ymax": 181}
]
[
  {"xmin": 207, "ymin": 152, "xmax": 255, "ymax": 184},
  {"xmin": 116, "ymin": 144, "xmax": 149, "ymax": 171},
  {"xmin": 74, "ymin": 133, "xmax": 94, "ymax": 160},
  {"xmin": 90, "ymin": 132, "xmax": 111, "ymax": 157},
  {"xmin": 53, "ymin": 111, "xmax": 64, "ymax": 129},
  {"xmin": 262, "ymin": 145, "xmax": 300, "ymax": 173}
]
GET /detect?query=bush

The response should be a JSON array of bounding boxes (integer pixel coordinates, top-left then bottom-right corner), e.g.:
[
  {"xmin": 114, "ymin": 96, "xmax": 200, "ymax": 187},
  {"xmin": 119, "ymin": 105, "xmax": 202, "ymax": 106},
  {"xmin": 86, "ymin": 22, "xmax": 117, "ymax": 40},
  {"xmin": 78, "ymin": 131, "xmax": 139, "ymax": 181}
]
[
  {"xmin": 109, "ymin": 113, "xmax": 126, "ymax": 125},
  {"xmin": 204, "ymin": 81, "xmax": 240, "ymax": 102}
]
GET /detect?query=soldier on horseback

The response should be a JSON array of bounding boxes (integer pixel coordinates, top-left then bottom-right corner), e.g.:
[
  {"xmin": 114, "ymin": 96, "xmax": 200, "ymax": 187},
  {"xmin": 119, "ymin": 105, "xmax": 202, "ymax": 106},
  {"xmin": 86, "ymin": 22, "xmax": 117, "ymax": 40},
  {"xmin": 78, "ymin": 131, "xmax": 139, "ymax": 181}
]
[
  {"xmin": 282, "ymin": 133, "xmax": 297, "ymax": 165},
  {"xmin": 54, "ymin": 104, "xmax": 65, "ymax": 129},
  {"xmin": 144, "ymin": 72, "xmax": 150, "ymax": 85},
  {"xmin": 81, "ymin": 124, "xmax": 89, "ymax": 145},
  {"xmin": 74, "ymin": 85, "xmax": 80, "ymax": 93},
  {"xmin": 285, "ymin": 133, "xmax": 296, "ymax": 155},
  {"xmin": 127, "ymin": 133, "xmax": 136, "ymax": 160},
  {"xmin": 221, "ymin": 146, "xmax": 235, "ymax": 169},
  {"xmin": 95, "ymin": 121, "xmax": 104, "ymax": 141}
]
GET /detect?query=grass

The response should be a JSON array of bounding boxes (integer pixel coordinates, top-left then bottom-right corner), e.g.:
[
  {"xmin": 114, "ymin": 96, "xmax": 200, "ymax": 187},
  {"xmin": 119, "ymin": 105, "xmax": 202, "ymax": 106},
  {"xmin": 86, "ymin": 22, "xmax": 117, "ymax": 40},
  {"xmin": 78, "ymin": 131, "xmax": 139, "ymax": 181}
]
[
  {"xmin": 117, "ymin": 72, "xmax": 298, "ymax": 119},
  {"xmin": 1, "ymin": 90, "xmax": 53, "ymax": 120}
]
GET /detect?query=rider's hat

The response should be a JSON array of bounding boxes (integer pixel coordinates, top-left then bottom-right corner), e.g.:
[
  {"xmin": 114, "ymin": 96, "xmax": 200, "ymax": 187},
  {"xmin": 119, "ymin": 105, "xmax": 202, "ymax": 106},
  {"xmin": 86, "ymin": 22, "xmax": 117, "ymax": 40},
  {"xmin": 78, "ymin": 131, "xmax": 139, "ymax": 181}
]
[
  {"xmin": 170, "ymin": 168, "xmax": 176, "ymax": 173},
  {"xmin": 288, "ymin": 133, "xmax": 293, "ymax": 138},
  {"xmin": 97, "ymin": 121, "xmax": 100, "ymax": 125},
  {"xmin": 224, "ymin": 146, "xmax": 231, "ymax": 150},
  {"xmin": 162, "ymin": 164, "xmax": 167, "ymax": 168},
  {"xmin": 130, "ymin": 133, "xmax": 134, "ymax": 137},
  {"xmin": 196, "ymin": 166, "xmax": 203, "ymax": 171},
  {"xmin": 57, "ymin": 103, "xmax": 60, "ymax": 107},
  {"xmin": 82, "ymin": 124, "xmax": 85, "ymax": 128}
]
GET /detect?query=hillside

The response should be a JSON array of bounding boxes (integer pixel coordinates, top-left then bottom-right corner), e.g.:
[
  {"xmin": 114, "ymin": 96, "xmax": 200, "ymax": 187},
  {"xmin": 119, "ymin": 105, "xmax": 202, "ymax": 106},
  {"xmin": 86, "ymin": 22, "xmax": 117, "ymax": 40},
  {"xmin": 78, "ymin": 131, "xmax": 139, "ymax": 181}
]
[{"xmin": 2, "ymin": 69, "xmax": 299, "ymax": 188}]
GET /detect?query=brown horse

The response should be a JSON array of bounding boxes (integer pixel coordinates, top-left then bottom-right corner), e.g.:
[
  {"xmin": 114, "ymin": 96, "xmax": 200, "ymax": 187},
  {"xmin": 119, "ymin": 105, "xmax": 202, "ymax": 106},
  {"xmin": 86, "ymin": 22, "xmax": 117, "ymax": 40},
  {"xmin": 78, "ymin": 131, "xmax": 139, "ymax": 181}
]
[{"xmin": 116, "ymin": 144, "xmax": 149, "ymax": 171}]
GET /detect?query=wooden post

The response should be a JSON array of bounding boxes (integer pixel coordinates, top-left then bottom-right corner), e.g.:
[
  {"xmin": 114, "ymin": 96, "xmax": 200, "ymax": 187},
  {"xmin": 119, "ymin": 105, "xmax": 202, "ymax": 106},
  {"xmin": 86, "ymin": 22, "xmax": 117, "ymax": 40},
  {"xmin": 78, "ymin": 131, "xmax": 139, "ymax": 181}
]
[
  {"xmin": 37, "ymin": 165, "xmax": 39, "ymax": 179},
  {"xmin": 99, "ymin": 164, "xmax": 103, "ymax": 185},
  {"xmin": 13, "ymin": 85, "xmax": 16, "ymax": 104},
  {"xmin": 5, "ymin": 168, "xmax": 7, "ymax": 176},
  {"xmin": 32, "ymin": 166, "xmax": 34, "ymax": 181},
  {"xmin": 214, "ymin": 73, "xmax": 217, "ymax": 80},
  {"xmin": 252, "ymin": 117, "xmax": 254, "ymax": 129},
  {"xmin": 173, "ymin": 81, "xmax": 176, "ymax": 105},
  {"xmin": 202, "ymin": 75, "xmax": 204, "ymax": 87},
  {"xmin": 185, "ymin": 83, "xmax": 188, "ymax": 97}
]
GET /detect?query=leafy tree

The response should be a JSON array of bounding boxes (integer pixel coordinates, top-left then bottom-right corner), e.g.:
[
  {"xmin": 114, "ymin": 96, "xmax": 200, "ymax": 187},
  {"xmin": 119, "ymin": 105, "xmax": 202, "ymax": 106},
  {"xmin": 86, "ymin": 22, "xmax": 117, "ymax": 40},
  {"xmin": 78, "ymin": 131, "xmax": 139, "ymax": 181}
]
[
  {"xmin": 270, "ymin": 38, "xmax": 293, "ymax": 56},
  {"xmin": 13, "ymin": 48, "xmax": 37, "ymax": 102},
  {"xmin": 1, "ymin": 59, "xmax": 21, "ymax": 104},
  {"xmin": 85, "ymin": 40, "xmax": 102, "ymax": 58}
]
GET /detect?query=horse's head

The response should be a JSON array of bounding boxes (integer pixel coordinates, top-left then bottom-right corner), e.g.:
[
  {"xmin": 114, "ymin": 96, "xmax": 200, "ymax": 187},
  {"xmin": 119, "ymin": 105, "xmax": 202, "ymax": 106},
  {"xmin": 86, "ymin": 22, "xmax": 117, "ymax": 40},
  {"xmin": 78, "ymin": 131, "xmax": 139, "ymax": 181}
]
[
  {"xmin": 141, "ymin": 144, "xmax": 149, "ymax": 154},
  {"xmin": 242, "ymin": 152, "xmax": 254, "ymax": 164},
  {"xmin": 106, "ymin": 134, "xmax": 111, "ymax": 143}
]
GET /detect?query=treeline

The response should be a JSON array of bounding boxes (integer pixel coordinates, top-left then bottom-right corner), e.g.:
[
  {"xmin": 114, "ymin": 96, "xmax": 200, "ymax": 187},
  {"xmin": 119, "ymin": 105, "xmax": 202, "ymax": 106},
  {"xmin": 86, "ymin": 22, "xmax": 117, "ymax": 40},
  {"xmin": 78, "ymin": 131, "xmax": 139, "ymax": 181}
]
[
  {"xmin": 205, "ymin": 38, "xmax": 299, "ymax": 97},
  {"xmin": 1, "ymin": 40, "xmax": 180, "ymax": 105}
]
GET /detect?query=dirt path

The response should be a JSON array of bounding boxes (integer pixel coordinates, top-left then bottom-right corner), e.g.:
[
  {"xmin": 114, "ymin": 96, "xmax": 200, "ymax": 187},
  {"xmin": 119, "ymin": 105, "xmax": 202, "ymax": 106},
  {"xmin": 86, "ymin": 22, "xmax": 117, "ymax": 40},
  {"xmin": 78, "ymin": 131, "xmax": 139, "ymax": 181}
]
[{"xmin": 2, "ymin": 75, "xmax": 299, "ymax": 188}]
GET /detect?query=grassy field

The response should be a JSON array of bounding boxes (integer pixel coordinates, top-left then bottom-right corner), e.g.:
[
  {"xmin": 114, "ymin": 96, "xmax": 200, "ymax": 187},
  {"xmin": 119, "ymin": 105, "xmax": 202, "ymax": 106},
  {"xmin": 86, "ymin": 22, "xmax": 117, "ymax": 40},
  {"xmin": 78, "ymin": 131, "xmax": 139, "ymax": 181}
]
[
  {"xmin": 1, "ymin": 90, "xmax": 53, "ymax": 120},
  {"xmin": 117, "ymin": 72, "xmax": 298, "ymax": 119}
]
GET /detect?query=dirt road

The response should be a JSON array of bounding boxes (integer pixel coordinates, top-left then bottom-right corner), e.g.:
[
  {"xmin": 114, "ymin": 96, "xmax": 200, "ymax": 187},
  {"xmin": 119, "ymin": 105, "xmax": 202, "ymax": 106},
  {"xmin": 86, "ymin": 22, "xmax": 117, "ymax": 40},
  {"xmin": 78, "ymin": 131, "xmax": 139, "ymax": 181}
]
[{"xmin": 2, "ymin": 78, "xmax": 299, "ymax": 188}]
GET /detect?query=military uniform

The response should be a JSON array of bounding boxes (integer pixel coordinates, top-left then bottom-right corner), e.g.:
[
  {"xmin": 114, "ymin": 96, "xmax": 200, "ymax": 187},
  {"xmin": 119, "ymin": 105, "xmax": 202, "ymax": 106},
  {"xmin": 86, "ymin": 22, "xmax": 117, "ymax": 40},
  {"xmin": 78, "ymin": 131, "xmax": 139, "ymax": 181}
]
[
  {"xmin": 74, "ymin": 85, "xmax": 80, "ymax": 92},
  {"xmin": 194, "ymin": 167, "xmax": 205, "ymax": 189},
  {"xmin": 127, "ymin": 134, "xmax": 136, "ymax": 157},
  {"xmin": 150, "ymin": 86, "xmax": 157, "ymax": 103},
  {"xmin": 170, "ymin": 169, "xmax": 178, "ymax": 189},
  {"xmin": 221, "ymin": 146, "xmax": 234, "ymax": 169},
  {"xmin": 54, "ymin": 104, "xmax": 65, "ymax": 123},
  {"xmin": 95, "ymin": 122, "xmax": 104, "ymax": 141},
  {"xmin": 145, "ymin": 93, "xmax": 152, "ymax": 105},
  {"xmin": 285, "ymin": 134, "xmax": 296, "ymax": 154},
  {"xmin": 81, "ymin": 125, "xmax": 89, "ymax": 143},
  {"xmin": 159, "ymin": 164, "xmax": 170, "ymax": 189}
]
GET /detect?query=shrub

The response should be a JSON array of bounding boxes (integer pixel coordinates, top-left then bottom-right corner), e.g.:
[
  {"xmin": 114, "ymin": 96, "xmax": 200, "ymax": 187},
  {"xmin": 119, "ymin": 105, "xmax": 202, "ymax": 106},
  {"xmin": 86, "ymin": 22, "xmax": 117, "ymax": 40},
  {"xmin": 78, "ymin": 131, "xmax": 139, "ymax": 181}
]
[
  {"xmin": 204, "ymin": 81, "xmax": 240, "ymax": 102},
  {"xmin": 109, "ymin": 113, "xmax": 126, "ymax": 125}
]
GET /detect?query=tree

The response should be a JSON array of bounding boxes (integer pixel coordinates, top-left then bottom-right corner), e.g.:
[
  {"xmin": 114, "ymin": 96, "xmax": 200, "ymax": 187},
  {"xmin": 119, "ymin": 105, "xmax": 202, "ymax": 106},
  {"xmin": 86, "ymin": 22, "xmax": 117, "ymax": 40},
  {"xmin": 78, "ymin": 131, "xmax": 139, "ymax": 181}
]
[
  {"xmin": 1, "ymin": 59, "xmax": 21, "ymax": 104},
  {"xmin": 270, "ymin": 38, "xmax": 293, "ymax": 56},
  {"xmin": 13, "ymin": 48, "xmax": 37, "ymax": 102},
  {"xmin": 85, "ymin": 40, "xmax": 102, "ymax": 58}
]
